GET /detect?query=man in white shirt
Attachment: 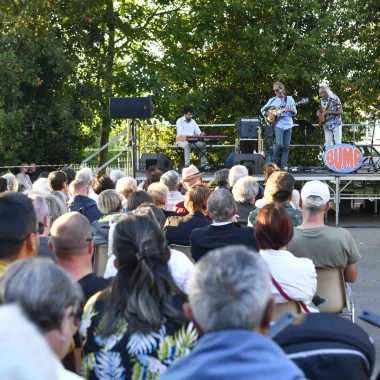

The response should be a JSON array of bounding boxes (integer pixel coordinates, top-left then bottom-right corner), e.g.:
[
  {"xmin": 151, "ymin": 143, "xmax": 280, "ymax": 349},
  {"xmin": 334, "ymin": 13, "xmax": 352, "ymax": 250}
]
[
  {"xmin": 160, "ymin": 170, "xmax": 184, "ymax": 211},
  {"xmin": 176, "ymin": 105, "xmax": 207, "ymax": 167}
]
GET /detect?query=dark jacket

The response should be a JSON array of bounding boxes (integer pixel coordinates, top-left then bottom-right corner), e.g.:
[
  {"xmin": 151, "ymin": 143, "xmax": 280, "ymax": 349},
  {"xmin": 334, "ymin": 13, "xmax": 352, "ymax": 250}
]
[
  {"xmin": 92, "ymin": 212, "xmax": 123, "ymax": 246},
  {"xmin": 236, "ymin": 203, "xmax": 257, "ymax": 226},
  {"xmin": 165, "ymin": 211, "xmax": 211, "ymax": 246},
  {"xmin": 38, "ymin": 236, "xmax": 57, "ymax": 262},
  {"xmin": 68, "ymin": 195, "xmax": 103, "ymax": 224},
  {"xmin": 190, "ymin": 222, "xmax": 258, "ymax": 262}
]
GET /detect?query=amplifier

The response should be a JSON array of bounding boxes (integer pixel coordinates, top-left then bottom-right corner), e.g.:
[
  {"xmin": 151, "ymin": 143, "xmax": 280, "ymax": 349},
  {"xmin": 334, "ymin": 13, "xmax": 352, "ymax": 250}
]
[
  {"xmin": 232, "ymin": 153, "xmax": 266, "ymax": 174},
  {"xmin": 237, "ymin": 117, "xmax": 261, "ymax": 139}
]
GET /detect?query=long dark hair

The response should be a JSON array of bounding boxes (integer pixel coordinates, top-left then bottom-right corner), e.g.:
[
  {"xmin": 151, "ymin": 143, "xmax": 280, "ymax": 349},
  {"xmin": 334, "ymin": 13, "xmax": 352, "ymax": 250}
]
[{"xmin": 100, "ymin": 214, "xmax": 185, "ymax": 335}]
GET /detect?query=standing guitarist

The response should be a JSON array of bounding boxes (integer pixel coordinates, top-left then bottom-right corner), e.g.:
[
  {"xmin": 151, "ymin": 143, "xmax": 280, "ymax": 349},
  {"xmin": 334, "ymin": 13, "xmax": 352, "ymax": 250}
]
[
  {"xmin": 317, "ymin": 85, "xmax": 343, "ymax": 148},
  {"xmin": 261, "ymin": 82, "xmax": 297, "ymax": 170}
]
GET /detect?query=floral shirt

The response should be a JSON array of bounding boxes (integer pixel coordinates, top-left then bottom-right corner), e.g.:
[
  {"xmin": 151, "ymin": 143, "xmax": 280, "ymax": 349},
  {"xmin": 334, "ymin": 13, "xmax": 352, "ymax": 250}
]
[
  {"xmin": 320, "ymin": 95, "xmax": 342, "ymax": 131},
  {"xmin": 80, "ymin": 291, "xmax": 198, "ymax": 380}
]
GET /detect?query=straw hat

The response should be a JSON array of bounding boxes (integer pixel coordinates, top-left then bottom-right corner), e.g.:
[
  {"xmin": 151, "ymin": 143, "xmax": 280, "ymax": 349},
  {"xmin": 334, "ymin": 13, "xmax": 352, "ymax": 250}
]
[{"xmin": 182, "ymin": 165, "xmax": 203, "ymax": 183}]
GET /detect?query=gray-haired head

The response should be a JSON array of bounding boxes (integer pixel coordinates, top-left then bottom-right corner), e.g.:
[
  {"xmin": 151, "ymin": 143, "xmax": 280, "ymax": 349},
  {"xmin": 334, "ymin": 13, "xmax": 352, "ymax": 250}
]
[
  {"xmin": 2, "ymin": 173, "xmax": 18, "ymax": 192},
  {"xmin": 160, "ymin": 170, "xmax": 180, "ymax": 191},
  {"xmin": 214, "ymin": 168, "xmax": 230, "ymax": 188},
  {"xmin": 44, "ymin": 194, "xmax": 67, "ymax": 225},
  {"xmin": 207, "ymin": 188, "xmax": 236, "ymax": 222},
  {"xmin": 97, "ymin": 189, "xmax": 122, "ymax": 214},
  {"xmin": 75, "ymin": 168, "xmax": 94, "ymax": 187},
  {"xmin": 319, "ymin": 85, "xmax": 335, "ymax": 98},
  {"xmin": 116, "ymin": 177, "xmax": 137, "ymax": 202},
  {"xmin": 232, "ymin": 176, "xmax": 259, "ymax": 204},
  {"xmin": 0, "ymin": 258, "xmax": 83, "ymax": 333},
  {"xmin": 189, "ymin": 245, "xmax": 271, "ymax": 333},
  {"xmin": 228, "ymin": 165, "xmax": 248, "ymax": 188},
  {"xmin": 28, "ymin": 194, "xmax": 49, "ymax": 226},
  {"xmin": 110, "ymin": 169, "xmax": 126, "ymax": 184},
  {"xmin": 31, "ymin": 178, "xmax": 51, "ymax": 197}
]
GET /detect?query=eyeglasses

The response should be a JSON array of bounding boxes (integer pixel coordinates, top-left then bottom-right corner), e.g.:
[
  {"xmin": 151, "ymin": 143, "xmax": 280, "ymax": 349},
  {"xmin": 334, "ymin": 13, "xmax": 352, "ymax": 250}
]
[{"xmin": 274, "ymin": 89, "xmax": 281, "ymax": 92}]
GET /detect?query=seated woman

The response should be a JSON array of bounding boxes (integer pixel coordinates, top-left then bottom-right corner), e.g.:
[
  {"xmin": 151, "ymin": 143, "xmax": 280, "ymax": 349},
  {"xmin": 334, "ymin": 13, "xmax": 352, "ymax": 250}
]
[
  {"xmin": 232, "ymin": 177, "xmax": 259, "ymax": 226},
  {"xmin": 81, "ymin": 213, "xmax": 198, "ymax": 379},
  {"xmin": 92, "ymin": 189, "xmax": 123, "ymax": 246},
  {"xmin": 254, "ymin": 203, "xmax": 317, "ymax": 311},
  {"xmin": 165, "ymin": 184, "xmax": 211, "ymax": 246}
]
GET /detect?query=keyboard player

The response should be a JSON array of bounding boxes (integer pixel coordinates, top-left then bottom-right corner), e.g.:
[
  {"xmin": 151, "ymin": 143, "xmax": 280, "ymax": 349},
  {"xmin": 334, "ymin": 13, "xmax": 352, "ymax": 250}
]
[{"xmin": 176, "ymin": 105, "xmax": 207, "ymax": 167}]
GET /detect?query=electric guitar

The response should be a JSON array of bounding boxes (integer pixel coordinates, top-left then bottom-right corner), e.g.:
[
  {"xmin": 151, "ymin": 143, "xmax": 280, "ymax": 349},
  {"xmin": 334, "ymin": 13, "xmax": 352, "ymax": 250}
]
[
  {"xmin": 318, "ymin": 100, "xmax": 338, "ymax": 127},
  {"xmin": 265, "ymin": 98, "xmax": 309, "ymax": 126}
]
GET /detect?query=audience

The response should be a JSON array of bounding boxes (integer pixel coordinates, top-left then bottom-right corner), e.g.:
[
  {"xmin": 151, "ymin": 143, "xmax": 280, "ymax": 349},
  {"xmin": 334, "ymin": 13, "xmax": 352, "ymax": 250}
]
[
  {"xmin": 190, "ymin": 188, "xmax": 258, "ymax": 261},
  {"xmin": 288, "ymin": 180, "xmax": 361, "ymax": 286},
  {"xmin": 16, "ymin": 162, "xmax": 32, "ymax": 190},
  {"xmin": 48, "ymin": 171, "xmax": 68, "ymax": 199},
  {"xmin": 249, "ymin": 171, "xmax": 302, "ymax": 227},
  {"xmin": 61, "ymin": 167, "xmax": 76, "ymax": 186},
  {"xmin": 75, "ymin": 167, "xmax": 98, "ymax": 201},
  {"xmin": 255, "ymin": 203, "xmax": 317, "ymax": 311},
  {"xmin": 0, "ymin": 258, "xmax": 83, "ymax": 379},
  {"xmin": 127, "ymin": 190, "xmax": 154, "ymax": 211},
  {"xmin": 28, "ymin": 163, "xmax": 41, "ymax": 183},
  {"xmin": 142, "ymin": 168, "xmax": 162, "ymax": 191},
  {"xmin": 32, "ymin": 177, "xmax": 51, "ymax": 196},
  {"xmin": 214, "ymin": 168, "xmax": 230, "ymax": 189},
  {"xmin": 0, "ymin": 178, "xmax": 8, "ymax": 193},
  {"xmin": 264, "ymin": 162, "xmax": 280, "ymax": 184},
  {"xmin": 50, "ymin": 212, "xmax": 111, "ymax": 302},
  {"xmin": 232, "ymin": 176, "xmax": 259, "ymax": 226},
  {"xmin": 29, "ymin": 194, "xmax": 56, "ymax": 262},
  {"xmin": 160, "ymin": 170, "xmax": 184, "ymax": 211},
  {"xmin": 45, "ymin": 194, "xmax": 67, "ymax": 225},
  {"xmin": 228, "ymin": 165, "xmax": 248, "ymax": 188},
  {"xmin": 93, "ymin": 176, "xmax": 115, "ymax": 195},
  {"xmin": 148, "ymin": 181, "xmax": 178, "ymax": 218},
  {"xmin": 115, "ymin": 176, "xmax": 137, "ymax": 211},
  {"xmin": 0, "ymin": 193, "xmax": 39, "ymax": 276},
  {"xmin": 109, "ymin": 169, "xmax": 126, "ymax": 184},
  {"xmin": 68, "ymin": 179, "xmax": 102, "ymax": 224},
  {"xmin": 291, "ymin": 189, "xmax": 301, "ymax": 209},
  {"xmin": 80, "ymin": 213, "xmax": 197, "ymax": 379},
  {"xmin": 92, "ymin": 189, "xmax": 123, "ymax": 246},
  {"xmin": 165, "ymin": 184, "xmax": 212, "ymax": 246},
  {"xmin": 2, "ymin": 173, "xmax": 18, "ymax": 192},
  {"xmin": 160, "ymin": 245, "xmax": 306, "ymax": 380}
]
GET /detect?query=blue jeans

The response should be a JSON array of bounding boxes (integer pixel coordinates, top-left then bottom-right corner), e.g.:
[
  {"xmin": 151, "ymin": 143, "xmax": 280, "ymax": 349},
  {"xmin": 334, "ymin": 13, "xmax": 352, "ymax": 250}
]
[{"xmin": 272, "ymin": 127, "xmax": 292, "ymax": 168}]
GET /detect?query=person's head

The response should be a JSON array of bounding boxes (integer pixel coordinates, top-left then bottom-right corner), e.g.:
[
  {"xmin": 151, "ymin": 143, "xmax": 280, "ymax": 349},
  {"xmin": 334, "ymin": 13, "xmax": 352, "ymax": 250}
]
[
  {"xmin": 0, "ymin": 193, "xmax": 39, "ymax": 262},
  {"xmin": 184, "ymin": 184, "xmax": 212, "ymax": 214},
  {"xmin": 232, "ymin": 176, "xmax": 259, "ymax": 205},
  {"xmin": 273, "ymin": 81, "xmax": 285, "ymax": 97},
  {"xmin": 75, "ymin": 168, "xmax": 94, "ymax": 188},
  {"xmin": 243, "ymin": 162, "xmax": 255, "ymax": 176},
  {"xmin": 28, "ymin": 194, "xmax": 50, "ymax": 237},
  {"xmin": 45, "ymin": 194, "xmax": 67, "ymax": 225},
  {"xmin": 19, "ymin": 163, "xmax": 29, "ymax": 174},
  {"xmin": 301, "ymin": 180, "xmax": 330, "ymax": 216},
  {"xmin": 185, "ymin": 245, "xmax": 272, "ymax": 335},
  {"xmin": 93, "ymin": 176, "xmax": 115, "ymax": 195},
  {"xmin": 116, "ymin": 177, "xmax": 137, "ymax": 203},
  {"xmin": 97, "ymin": 189, "xmax": 122, "ymax": 214},
  {"xmin": 28, "ymin": 163, "xmax": 37, "ymax": 173},
  {"xmin": 2, "ymin": 173, "xmax": 18, "ymax": 192},
  {"xmin": 228, "ymin": 165, "xmax": 249, "ymax": 188},
  {"xmin": 109, "ymin": 170, "xmax": 126, "ymax": 184},
  {"xmin": 182, "ymin": 165, "xmax": 203, "ymax": 190},
  {"xmin": 207, "ymin": 188, "xmax": 237, "ymax": 222},
  {"xmin": 319, "ymin": 85, "xmax": 334, "ymax": 99},
  {"xmin": 38, "ymin": 172, "xmax": 49, "ymax": 179},
  {"xmin": 291, "ymin": 189, "xmax": 301, "ymax": 209},
  {"xmin": 137, "ymin": 203, "xmax": 166, "ymax": 228},
  {"xmin": 0, "ymin": 304, "xmax": 59, "ymax": 380},
  {"xmin": 0, "ymin": 258, "xmax": 83, "ymax": 359},
  {"xmin": 47, "ymin": 171, "xmax": 67, "ymax": 193},
  {"xmin": 147, "ymin": 182, "xmax": 169, "ymax": 210},
  {"xmin": 127, "ymin": 190, "xmax": 153, "ymax": 211},
  {"xmin": 32, "ymin": 178, "xmax": 51, "ymax": 197},
  {"xmin": 254, "ymin": 203, "xmax": 294, "ymax": 250},
  {"xmin": 183, "ymin": 105, "xmax": 195, "ymax": 122},
  {"xmin": 214, "ymin": 168, "xmax": 230, "ymax": 189},
  {"xmin": 60, "ymin": 167, "xmax": 76, "ymax": 185},
  {"xmin": 0, "ymin": 178, "xmax": 8, "ymax": 193},
  {"xmin": 49, "ymin": 212, "xmax": 93, "ymax": 262},
  {"xmin": 264, "ymin": 172, "xmax": 294, "ymax": 203},
  {"xmin": 101, "ymin": 214, "xmax": 184, "ymax": 336},
  {"xmin": 143, "ymin": 169, "xmax": 162, "ymax": 191},
  {"xmin": 160, "ymin": 170, "xmax": 180, "ymax": 191},
  {"xmin": 263, "ymin": 163, "xmax": 280, "ymax": 183},
  {"xmin": 70, "ymin": 179, "xmax": 89, "ymax": 197}
]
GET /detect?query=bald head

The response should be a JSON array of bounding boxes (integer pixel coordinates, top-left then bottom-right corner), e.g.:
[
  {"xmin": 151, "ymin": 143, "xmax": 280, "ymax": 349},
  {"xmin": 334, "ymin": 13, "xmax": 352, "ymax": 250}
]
[{"xmin": 50, "ymin": 212, "xmax": 93, "ymax": 255}]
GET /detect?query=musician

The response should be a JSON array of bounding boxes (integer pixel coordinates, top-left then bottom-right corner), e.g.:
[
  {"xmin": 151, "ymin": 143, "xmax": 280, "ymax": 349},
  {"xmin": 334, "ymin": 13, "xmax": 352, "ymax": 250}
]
[
  {"xmin": 261, "ymin": 82, "xmax": 297, "ymax": 170},
  {"xmin": 176, "ymin": 105, "xmax": 207, "ymax": 168},
  {"xmin": 317, "ymin": 86, "xmax": 343, "ymax": 148}
]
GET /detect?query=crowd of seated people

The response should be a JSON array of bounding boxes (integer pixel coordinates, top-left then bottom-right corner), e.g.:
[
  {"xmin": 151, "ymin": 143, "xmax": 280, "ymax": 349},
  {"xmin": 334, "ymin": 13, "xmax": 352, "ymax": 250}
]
[{"xmin": 0, "ymin": 162, "xmax": 365, "ymax": 379}]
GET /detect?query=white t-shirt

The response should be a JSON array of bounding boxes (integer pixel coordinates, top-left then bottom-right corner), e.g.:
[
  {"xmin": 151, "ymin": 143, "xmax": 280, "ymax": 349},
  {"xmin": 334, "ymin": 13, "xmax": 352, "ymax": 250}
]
[{"xmin": 176, "ymin": 117, "xmax": 201, "ymax": 136}]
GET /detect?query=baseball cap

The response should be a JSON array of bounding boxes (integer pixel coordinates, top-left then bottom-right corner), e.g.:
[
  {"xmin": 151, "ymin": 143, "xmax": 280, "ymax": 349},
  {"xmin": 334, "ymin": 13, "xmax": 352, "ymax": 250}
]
[{"xmin": 301, "ymin": 180, "xmax": 330, "ymax": 207}]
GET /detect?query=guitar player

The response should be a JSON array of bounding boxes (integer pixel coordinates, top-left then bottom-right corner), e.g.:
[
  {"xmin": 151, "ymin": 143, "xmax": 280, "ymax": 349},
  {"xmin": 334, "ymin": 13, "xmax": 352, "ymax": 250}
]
[
  {"xmin": 317, "ymin": 85, "xmax": 343, "ymax": 148},
  {"xmin": 176, "ymin": 105, "xmax": 207, "ymax": 168},
  {"xmin": 261, "ymin": 82, "xmax": 297, "ymax": 170}
]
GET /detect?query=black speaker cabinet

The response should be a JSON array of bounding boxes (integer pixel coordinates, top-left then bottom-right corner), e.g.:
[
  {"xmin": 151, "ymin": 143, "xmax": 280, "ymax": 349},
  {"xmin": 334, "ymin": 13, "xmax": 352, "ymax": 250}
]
[
  {"xmin": 140, "ymin": 153, "xmax": 174, "ymax": 172},
  {"xmin": 109, "ymin": 96, "xmax": 155, "ymax": 119},
  {"xmin": 232, "ymin": 153, "xmax": 266, "ymax": 174},
  {"xmin": 237, "ymin": 117, "xmax": 261, "ymax": 139}
]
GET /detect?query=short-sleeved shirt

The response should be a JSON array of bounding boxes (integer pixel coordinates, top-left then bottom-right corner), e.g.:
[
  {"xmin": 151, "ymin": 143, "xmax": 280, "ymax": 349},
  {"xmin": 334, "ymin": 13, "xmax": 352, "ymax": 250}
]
[
  {"xmin": 320, "ymin": 95, "xmax": 342, "ymax": 131},
  {"xmin": 287, "ymin": 226, "xmax": 361, "ymax": 269},
  {"xmin": 176, "ymin": 117, "xmax": 201, "ymax": 136}
]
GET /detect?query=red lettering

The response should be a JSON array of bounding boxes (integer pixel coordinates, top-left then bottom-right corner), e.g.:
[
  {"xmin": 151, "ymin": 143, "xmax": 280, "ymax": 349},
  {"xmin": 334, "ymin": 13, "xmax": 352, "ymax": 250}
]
[
  {"xmin": 334, "ymin": 146, "xmax": 343, "ymax": 171},
  {"xmin": 342, "ymin": 146, "xmax": 353, "ymax": 170},
  {"xmin": 353, "ymin": 148, "xmax": 362, "ymax": 168},
  {"xmin": 326, "ymin": 149, "xmax": 335, "ymax": 167}
]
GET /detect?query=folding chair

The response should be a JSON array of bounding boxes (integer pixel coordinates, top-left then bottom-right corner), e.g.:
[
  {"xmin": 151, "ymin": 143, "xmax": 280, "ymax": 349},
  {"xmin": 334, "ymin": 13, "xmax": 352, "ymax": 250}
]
[
  {"xmin": 169, "ymin": 244, "xmax": 195, "ymax": 264},
  {"xmin": 273, "ymin": 301, "xmax": 302, "ymax": 321},
  {"xmin": 316, "ymin": 267, "xmax": 355, "ymax": 322},
  {"xmin": 93, "ymin": 245, "xmax": 109, "ymax": 277}
]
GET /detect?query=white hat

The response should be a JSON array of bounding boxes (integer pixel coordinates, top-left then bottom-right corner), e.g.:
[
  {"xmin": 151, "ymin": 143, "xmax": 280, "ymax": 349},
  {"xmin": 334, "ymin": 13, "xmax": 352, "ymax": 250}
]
[
  {"xmin": 182, "ymin": 165, "xmax": 203, "ymax": 183},
  {"xmin": 301, "ymin": 180, "xmax": 330, "ymax": 207}
]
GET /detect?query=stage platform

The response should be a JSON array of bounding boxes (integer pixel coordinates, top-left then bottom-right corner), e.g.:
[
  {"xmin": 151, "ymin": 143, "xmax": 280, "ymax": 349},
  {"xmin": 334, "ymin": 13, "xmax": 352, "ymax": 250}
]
[{"xmin": 136, "ymin": 169, "xmax": 380, "ymax": 226}]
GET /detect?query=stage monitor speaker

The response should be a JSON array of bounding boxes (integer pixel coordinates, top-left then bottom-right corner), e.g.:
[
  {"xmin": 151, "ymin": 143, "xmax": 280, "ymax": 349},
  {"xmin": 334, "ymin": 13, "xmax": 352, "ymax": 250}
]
[
  {"xmin": 232, "ymin": 153, "xmax": 266, "ymax": 174},
  {"xmin": 237, "ymin": 117, "xmax": 261, "ymax": 139},
  {"xmin": 239, "ymin": 140, "xmax": 258, "ymax": 154},
  {"xmin": 140, "ymin": 153, "xmax": 174, "ymax": 172},
  {"xmin": 109, "ymin": 96, "xmax": 155, "ymax": 119}
]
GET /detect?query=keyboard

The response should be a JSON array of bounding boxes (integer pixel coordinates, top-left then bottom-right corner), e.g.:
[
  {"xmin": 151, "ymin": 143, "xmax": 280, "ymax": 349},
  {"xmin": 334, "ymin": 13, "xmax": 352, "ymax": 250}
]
[{"xmin": 185, "ymin": 135, "xmax": 228, "ymax": 142}]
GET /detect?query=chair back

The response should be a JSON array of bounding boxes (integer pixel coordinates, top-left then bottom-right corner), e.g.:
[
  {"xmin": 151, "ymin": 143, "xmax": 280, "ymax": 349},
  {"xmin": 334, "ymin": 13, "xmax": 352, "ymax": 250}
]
[
  {"xmin": 273, "ymin": 301, "xmax": 302, "ymax": 321},
  {"xmin": 93, "ymin": 245, "xmax": 109, "ymax": 277},
  {"xmin": 170, "ymin": 244, "xmax": 195, "ymax": 263},
  {"xmin": 316, "ymin": 268, "xmax": 349, "ymax": 313}
]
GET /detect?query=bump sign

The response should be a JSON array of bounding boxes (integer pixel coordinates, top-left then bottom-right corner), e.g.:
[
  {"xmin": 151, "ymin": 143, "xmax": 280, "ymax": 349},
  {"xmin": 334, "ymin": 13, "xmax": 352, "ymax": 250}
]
[{"xmin": 323, "ymin": 144, "xmax": 363, "ymax": 173}]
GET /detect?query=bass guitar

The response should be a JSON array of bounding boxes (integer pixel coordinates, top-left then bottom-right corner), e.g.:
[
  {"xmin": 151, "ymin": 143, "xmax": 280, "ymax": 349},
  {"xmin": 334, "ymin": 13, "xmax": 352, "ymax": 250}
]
[
  {"xmin": 265, "ymin": 98, "xmax": 309, "ymax": 126},
  {"xmin": 318, "ymin": 100, "xmax": 338, "ymax": 127}
]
